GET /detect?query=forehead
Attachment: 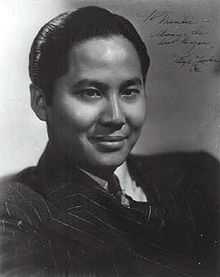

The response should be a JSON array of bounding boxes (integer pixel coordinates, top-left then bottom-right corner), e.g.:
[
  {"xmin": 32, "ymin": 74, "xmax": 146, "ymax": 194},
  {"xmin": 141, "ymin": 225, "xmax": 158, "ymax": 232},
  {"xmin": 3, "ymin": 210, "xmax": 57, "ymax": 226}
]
[{"xmin": 67, "ymin": 35, "xmax": 141, "ymax": 73}]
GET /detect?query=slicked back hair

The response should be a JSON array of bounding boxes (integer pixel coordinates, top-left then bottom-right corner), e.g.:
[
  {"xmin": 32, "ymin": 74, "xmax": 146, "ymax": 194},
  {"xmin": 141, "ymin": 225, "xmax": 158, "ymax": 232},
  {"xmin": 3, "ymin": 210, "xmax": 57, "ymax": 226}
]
[{"xmin": 29, "ymin": 6, "xmax": 150, "ymax": 104}]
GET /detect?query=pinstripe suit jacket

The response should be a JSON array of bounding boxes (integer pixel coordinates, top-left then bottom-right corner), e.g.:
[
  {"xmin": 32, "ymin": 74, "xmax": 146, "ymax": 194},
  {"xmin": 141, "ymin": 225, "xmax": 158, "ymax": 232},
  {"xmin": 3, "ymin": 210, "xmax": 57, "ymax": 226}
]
[{"xmin": 0, "ymin": 147, "xmax": 219, "ymax": 276}]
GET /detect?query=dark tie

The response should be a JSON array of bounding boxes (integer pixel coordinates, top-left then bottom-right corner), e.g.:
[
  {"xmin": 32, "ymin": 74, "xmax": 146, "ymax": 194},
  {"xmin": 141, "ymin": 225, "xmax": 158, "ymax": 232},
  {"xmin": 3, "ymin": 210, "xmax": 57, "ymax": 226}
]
[{"xmin": 107, "ymin": 174, "xmax": 151, "ymax": 222}]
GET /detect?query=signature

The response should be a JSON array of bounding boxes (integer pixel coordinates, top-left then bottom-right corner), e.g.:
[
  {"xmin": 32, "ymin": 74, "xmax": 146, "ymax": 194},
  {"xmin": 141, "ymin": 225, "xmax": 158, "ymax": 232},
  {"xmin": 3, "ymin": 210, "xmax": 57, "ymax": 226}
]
[{"xmin": 174, "ymin": 54, "xmax": 220, "ymax": 72}]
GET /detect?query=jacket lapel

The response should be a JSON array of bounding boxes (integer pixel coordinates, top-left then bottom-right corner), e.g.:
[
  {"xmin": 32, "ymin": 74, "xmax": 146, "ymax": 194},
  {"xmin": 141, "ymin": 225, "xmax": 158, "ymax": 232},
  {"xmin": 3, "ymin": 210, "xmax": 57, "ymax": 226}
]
[{"xmin": 35, "ymin": 148, "xmax": 168, "ymax": 246}]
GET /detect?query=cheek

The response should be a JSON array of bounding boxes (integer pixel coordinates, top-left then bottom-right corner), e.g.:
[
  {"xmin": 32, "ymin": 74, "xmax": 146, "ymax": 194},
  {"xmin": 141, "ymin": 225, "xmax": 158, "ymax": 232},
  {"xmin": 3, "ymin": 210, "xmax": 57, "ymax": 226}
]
[
  {"xmin": 50, "ymin": 99, "xmax": 101, "ymax": 133},
  {"xmin": 126, "ymin": 99, "xmax": 147, "ymax": 130}
]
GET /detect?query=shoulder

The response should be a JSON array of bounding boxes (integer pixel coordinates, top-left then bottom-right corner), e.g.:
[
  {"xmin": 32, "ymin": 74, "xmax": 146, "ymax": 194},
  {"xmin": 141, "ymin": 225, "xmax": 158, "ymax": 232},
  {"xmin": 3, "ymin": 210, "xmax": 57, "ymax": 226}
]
[
  {"xmin": 0, "ymin": 168, "xmax": 55, "ymax": 276},
  {"xmin": 129, "ymin": 150, "xmax": 220, "ymax": 221},
  {"xmin": 0, "ymin": 167, "xmax": 51, "ymax": 229},
  {"xmin": 129, "ymin": 151, "xmax": 220, "ymax": 273},
  {"xmin": 128, "ymin": 150, "xmax": 220, "ymax": 191},
  {"xmin": 0, "ymin": 168, "xmax": 50, "ymax": 238}
]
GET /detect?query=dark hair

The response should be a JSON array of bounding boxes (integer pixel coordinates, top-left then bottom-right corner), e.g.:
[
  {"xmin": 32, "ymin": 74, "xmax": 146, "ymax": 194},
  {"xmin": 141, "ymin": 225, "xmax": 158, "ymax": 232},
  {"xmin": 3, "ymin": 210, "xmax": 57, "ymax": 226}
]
[{"xmin": 29, "ymin": 6, "xmax": 150, "ymax": 104}]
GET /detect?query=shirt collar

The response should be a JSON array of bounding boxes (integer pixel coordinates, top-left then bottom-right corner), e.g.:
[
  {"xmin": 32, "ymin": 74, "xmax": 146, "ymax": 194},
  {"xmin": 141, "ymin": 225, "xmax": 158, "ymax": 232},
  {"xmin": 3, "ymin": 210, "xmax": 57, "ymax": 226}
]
[
  {"xmin": 115, "ymin": 161, "xmax": 147, "ymax": 202},
  {"xmin": 78, "ymin": 161, "xmax": 132, "ymax": 193}
]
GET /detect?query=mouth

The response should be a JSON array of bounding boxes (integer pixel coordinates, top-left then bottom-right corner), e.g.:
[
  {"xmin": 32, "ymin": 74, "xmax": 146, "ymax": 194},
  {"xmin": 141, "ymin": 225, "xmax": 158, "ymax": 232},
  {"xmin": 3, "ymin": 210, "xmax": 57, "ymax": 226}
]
[
  {"xmin": 90, "ymin": 135, "xmax": 128, "ymax": 151},
  {"xmin": 93, "ymin": 135, "xmax": 127, "ymax": 142}
]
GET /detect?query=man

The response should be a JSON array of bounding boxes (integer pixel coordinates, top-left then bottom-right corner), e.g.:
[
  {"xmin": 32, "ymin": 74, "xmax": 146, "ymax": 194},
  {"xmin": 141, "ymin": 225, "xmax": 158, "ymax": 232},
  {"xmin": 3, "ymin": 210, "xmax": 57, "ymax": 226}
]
[{"xmin": 0, "ymin": 6, "xmax": 219, "ymax": 276}]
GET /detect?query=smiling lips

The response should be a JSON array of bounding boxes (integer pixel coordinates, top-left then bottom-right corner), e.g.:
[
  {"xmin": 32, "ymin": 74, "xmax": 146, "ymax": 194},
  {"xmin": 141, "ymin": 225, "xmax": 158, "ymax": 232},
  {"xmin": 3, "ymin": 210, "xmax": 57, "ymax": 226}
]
[
  {"xmin": 94, "ymin": 135, "xmax": 127, "ymax": 142},
  {"xmin": 91, "ymin": 135, "xmax": 128, "ymax": 150}
]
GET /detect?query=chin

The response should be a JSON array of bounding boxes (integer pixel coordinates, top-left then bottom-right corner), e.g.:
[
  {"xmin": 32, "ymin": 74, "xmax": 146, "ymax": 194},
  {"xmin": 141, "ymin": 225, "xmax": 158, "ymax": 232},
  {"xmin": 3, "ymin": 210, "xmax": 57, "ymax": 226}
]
[
  {"xmin": 84, "ymin": 141, "xmax": 135, "ymax": 170},
  {"xmin": 92, "ymin": 151, "xmax": 129, "ymax": 169}
]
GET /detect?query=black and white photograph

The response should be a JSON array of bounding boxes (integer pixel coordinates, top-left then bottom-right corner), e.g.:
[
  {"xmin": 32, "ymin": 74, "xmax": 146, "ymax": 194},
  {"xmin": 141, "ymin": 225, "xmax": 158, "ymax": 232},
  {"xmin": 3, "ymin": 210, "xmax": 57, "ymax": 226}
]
[{"xmin": 0, "ymin": 0, "xmax": 219, "ymax": 276}]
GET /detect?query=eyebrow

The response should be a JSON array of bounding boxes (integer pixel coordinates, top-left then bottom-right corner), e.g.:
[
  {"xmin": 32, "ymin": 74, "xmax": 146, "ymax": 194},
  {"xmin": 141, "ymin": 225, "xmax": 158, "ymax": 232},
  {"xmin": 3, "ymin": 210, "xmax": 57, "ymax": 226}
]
[
  {"xmin": 119, "ymin": 78, "xmax": 142, "ymax": 91},
  {"xmin": 72, "ymin": 79, "xmax": 108, "ymax": 91},
  {"xmin": 72, "ymin": 77, "xmax": 142, "ymax": 91}
]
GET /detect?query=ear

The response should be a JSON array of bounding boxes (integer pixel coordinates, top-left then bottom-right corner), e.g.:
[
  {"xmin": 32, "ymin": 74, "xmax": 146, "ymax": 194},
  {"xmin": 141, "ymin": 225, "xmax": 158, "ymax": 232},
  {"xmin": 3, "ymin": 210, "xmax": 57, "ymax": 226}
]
[{"xmin": 30, "ymin": 84, "xmax": 48, "ymax": 121}]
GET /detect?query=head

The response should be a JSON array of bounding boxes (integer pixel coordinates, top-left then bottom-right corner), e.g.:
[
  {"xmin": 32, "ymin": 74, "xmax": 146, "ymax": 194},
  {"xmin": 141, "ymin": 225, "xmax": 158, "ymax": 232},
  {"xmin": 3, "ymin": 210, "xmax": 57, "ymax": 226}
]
[{"xmin": 29, "ymin": 6, "xmax": 150, "ymax": 176}]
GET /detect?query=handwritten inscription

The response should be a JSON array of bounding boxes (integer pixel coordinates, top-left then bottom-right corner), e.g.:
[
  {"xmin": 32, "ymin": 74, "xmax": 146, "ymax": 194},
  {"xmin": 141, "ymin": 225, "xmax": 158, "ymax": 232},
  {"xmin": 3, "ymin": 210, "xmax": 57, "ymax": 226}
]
[
  {"xmin": 144, "ymin": 9, "xmax": 219, "ymax": 72},
  {"xmin": 174, "ymin": 54, "xmax": 220, "ymax": 72},
  {"xmin": 144, "ymin": 9, "xmax": 210, "ymax": 25},
  {"xmin": 144, "ymin": 9, "xmax": 199, "ymax": 25},
  {"xmin": 151, "ymin": 29, "xmax": 210, "ymax": 53}
]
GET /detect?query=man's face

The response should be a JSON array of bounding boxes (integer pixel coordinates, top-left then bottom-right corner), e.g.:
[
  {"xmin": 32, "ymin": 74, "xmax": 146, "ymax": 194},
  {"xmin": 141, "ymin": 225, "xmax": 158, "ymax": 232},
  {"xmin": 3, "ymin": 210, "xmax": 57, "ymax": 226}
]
[{"xmin": 46, "ymin": 35, "xmax": 147, "ymax": 172}]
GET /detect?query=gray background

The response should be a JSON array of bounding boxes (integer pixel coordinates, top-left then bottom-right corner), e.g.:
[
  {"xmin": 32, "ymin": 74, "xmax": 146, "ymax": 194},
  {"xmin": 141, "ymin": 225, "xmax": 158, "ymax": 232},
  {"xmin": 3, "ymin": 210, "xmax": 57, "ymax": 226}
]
[{"xmin": 1, "ymin": 0, "xmax": 220, "ymax": 175}]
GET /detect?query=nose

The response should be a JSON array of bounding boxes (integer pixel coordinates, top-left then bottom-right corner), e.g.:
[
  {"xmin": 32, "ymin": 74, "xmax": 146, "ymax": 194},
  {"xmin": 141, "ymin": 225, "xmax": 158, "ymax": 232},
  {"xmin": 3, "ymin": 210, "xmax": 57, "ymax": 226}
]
[{"xmin": 100, "ymin": 94, "xmax": 125, "ymax": 128}]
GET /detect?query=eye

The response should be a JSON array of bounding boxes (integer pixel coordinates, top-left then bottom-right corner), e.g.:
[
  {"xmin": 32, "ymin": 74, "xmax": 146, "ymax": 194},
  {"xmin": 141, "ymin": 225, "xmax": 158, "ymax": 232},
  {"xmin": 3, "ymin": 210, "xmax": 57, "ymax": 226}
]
[
  {"xmin": 77, "ymin": 88, "xmax": 102, "ymax": 100},
  {"xmin": 121, "ymin": 88, "xmax": 140, "ymax": 99}
]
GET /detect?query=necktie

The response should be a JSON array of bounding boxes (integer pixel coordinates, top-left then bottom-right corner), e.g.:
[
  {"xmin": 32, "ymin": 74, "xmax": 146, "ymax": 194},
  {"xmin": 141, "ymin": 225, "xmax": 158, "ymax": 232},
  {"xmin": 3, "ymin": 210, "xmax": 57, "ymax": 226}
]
[
  {"xmin": 107, "ymin": 174, "xmax": 130, "ymax": 207},
  {"xmin": 108, "ymin": 175, "xmax": 167, "ymax": 234},
  {"xmin": 107, "ymin": 174, "xmax": 151, "ymax": 221}
]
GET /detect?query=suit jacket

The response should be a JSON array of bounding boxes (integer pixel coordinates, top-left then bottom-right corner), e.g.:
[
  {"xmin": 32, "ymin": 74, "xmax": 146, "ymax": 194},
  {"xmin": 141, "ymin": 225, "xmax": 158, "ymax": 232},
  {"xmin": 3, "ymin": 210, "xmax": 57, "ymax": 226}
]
[{"xmin": 0, "ymin": 147, "xmax": 219, "ymax": 276}]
